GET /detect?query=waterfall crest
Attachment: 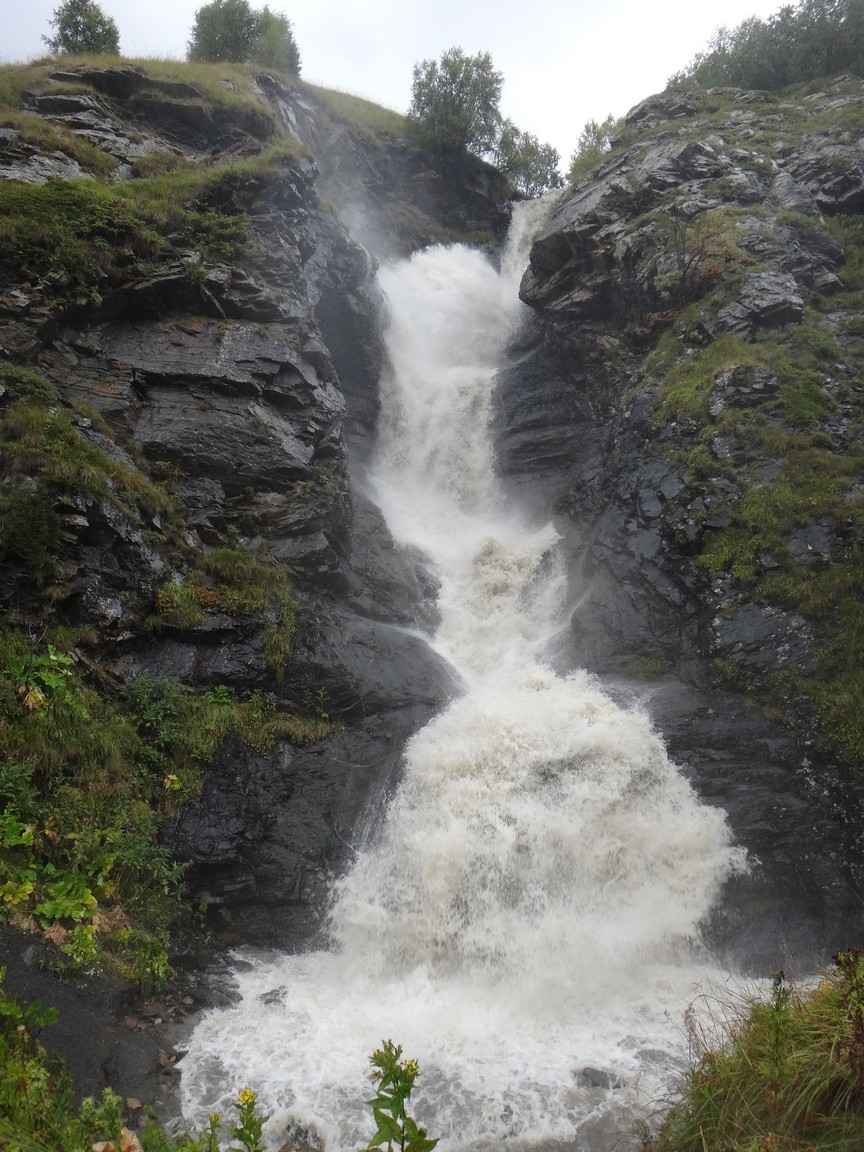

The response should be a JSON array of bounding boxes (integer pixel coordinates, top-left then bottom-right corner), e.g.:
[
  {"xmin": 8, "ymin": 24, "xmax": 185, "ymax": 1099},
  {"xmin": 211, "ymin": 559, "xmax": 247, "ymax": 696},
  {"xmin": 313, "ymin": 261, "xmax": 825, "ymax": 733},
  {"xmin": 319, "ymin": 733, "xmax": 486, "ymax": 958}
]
[{"xmin": 181, "ymin": 202, "xmax": 747, "ymax": 1152}]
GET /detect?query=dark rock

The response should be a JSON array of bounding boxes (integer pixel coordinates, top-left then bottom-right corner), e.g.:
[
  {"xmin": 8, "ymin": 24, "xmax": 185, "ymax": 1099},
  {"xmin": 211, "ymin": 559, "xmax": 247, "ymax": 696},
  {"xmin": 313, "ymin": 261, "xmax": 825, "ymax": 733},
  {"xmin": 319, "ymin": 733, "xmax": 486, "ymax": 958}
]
[
  {"xmin": 712, "ymin": 604, "xmax": 816, "ymax": 673},
  {"xmin": 703, "ymin": 271, "xmax": 804, "ymax": 337},
  {"xmin": 709, "ymin": 365, "xmax": 780, "ymax": 416},
  {"xmin": 0, "ymin": 926, "xmax": 162, "ymax": 1107}
]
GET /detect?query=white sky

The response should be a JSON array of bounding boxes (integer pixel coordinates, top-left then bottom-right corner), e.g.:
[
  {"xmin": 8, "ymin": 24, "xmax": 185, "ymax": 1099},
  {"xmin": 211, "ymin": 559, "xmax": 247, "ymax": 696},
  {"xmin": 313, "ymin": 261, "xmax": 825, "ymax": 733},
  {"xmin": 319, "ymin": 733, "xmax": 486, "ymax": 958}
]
[{"xmin": 2, "ymin": 0, "xmax": 785, "ymax": 164}]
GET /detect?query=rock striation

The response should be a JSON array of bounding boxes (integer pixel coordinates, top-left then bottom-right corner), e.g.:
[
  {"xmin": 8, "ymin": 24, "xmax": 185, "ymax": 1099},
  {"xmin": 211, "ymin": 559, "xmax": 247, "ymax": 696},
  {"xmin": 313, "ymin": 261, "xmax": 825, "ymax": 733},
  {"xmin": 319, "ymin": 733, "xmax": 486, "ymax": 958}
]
[
  {"xmin": 495, "ymin": 77, "xmax": 864, "ymax": 952},
  {"xmin": 0, "ymin": 63, "xmax": 505, "ymax": 948}
]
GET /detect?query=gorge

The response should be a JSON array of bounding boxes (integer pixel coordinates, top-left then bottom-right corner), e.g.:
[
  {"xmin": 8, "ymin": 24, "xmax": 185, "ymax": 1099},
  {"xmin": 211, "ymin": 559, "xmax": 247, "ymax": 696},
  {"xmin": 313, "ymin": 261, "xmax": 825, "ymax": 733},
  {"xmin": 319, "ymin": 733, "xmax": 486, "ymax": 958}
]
[{"xmin": 1, "ymin": 56, "xmax": 864, "ymax": 1150}]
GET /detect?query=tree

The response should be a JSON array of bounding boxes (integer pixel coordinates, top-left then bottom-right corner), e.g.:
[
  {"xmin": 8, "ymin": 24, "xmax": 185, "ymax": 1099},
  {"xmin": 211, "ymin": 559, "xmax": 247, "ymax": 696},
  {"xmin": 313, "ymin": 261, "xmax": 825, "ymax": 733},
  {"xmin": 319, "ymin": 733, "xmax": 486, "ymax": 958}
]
[
  {"xmin": 667, "ymin": 0, "xmax": 864, "ymax": 92},
  {"xmin": 494, "ymin": 120, "xmax": 563, "ymax": 196},
  {"xmin": 567, "ymin": 114, "xmax": 624, "ymax": 181},
  {"xmin": 407, "ymin": 47, "xmax": 504, "ymax": 159},
  {"xmin": 248, "ymin": 6, "xmax": 300, "ymax": 73},
  {"xmin": 187, "ymin": 0, "xmax": 300, "ymax": 73},
  {"xmin": 42, "ymin": 0, "xmax": 120, "ymax": 55}
]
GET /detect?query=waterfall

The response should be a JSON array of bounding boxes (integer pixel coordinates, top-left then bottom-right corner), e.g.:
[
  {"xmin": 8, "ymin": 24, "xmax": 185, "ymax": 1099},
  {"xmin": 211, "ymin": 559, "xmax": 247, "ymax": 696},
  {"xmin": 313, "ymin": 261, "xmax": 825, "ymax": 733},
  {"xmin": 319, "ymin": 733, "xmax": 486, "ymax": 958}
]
[{"xmin": 180, "ymin": 202, "xmax": 748, "ymax": 1151}]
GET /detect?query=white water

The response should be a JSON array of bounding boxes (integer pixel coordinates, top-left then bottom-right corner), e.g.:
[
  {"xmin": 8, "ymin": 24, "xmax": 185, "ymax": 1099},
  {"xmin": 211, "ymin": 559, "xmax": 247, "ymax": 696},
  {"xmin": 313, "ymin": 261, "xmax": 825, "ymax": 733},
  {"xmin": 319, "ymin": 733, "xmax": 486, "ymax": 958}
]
[{"xmin": 181, "ymin": 202, "xmax": 748, "ymax": 1151}]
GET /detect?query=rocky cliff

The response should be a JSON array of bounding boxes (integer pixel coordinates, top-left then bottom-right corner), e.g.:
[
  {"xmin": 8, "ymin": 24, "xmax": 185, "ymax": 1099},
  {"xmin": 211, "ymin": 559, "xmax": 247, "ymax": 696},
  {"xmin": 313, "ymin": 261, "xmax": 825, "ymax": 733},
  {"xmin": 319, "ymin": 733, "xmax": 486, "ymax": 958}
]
[
  {"xmin": 0, "ymin": 58, "xmax": 509, "ymax": 977},
  {"xmin": 496, "ymin": 76, "xmax": 864, "ymax": 962}
]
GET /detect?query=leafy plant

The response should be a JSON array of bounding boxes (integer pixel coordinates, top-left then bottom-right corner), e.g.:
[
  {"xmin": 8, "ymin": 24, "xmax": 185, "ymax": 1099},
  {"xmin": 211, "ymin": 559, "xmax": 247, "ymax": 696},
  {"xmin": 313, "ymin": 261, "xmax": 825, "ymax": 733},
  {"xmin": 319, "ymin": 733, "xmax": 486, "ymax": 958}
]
[
  {"xmin": 230, "ymin": 1087, "xmax": 268, "ymax": 1152},
  {"xmin": 365, "ymin": 1040, "xmax": 438, "ymax": 1152}
]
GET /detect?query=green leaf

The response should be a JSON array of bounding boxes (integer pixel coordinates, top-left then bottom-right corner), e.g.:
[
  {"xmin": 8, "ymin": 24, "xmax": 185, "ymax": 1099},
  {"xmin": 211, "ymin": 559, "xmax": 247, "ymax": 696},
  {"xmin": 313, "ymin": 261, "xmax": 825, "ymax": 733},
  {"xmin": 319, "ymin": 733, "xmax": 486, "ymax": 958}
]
[
  {"xmin": 372, "ymin": 1108, "xmax": 402, "ymax": 1142},
  {"xmin": 406, "ymin": 1135, "xmax": 439, "ymax": 1152}
]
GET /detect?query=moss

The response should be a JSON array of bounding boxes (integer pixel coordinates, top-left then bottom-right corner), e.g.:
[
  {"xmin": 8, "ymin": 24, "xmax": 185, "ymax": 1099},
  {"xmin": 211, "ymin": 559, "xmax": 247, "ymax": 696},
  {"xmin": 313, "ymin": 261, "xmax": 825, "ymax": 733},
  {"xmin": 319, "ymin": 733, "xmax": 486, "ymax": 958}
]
[
  {"xmin": 153, "ymin": 547, "xmax": 299, "ymax": 675},
  {"xmin": 0, "ymin": 489, "xmax": 61, "ymax": 582},
  {"xmin": 621, "ymin": 655, "xmax": 672, "ymax": 680},
  {"xmin": 654, "ymin": 333, "xmax": 764, "ymax": 421}
]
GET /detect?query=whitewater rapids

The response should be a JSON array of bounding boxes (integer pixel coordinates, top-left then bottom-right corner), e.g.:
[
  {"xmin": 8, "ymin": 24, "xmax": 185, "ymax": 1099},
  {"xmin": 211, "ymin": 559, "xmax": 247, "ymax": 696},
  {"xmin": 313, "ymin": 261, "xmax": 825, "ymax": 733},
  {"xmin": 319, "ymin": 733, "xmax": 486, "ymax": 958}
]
[{"xmin": 180, "ymin": 199, "xmax": 748, "ymax": 1151}]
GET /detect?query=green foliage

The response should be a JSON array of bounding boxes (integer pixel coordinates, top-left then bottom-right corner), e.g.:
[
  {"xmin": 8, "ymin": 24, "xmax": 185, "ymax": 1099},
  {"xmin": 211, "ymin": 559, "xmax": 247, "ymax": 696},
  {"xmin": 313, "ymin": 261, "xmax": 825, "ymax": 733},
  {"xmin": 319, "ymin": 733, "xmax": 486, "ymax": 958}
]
[
  {"xmin": 407, "ymin": 47, "xmax": 504, "ymax": 159},
  {"xmin": 230, "ymin": 1087, "xmax": 268, "ymax": 1152},
  {"xmin": 698, "ymin": 442, "xmax": 860, "ymax": 581},
  {"xmin": 650, "ymin": 954, "xmax": 864, "ymax": 1151},
  {"xmin": 0, "ymin": 629, "xmax": 218, "ymax": 988},
  {"xmin": 187, "ymin": 0, "xmax": 300, "ymax": 73},
  {"xmin": 0, "ymin": 365, "xmax": 173, "ymax": 588},
  {"xmin": 493, "ymin": 119, "xmax": 563, "ymax": 196},
  {"xmin": 366, "ymin": 1040, "xmax": 439, "ymax": 1152},
  {"xmin": 248, "ymin": 6, "xmax": 301, "ymax": 74},
  {"xmin": 43, "ymin": 0, "xmax": 120, "ymax": 56},
  {"xmin": 0, "ymin": 968, "xmax": 127, "ymax": 1149},
  {"xmin": 567, "ymin": 113, "xmax": 624, "ymax": 180},
  {"xmin": 655, "ymin": 209, "xmax": 752, "ymax": 304},
  {"xmin": 655, "ymin": 333, "xmax": 763, "ymax": 420},
  {"xmin": 0, "ymin": 144, "xmax": 311, "ymax": 298},
  {"xmin": 187, "ymin": 0, "xmax": 259, "ymax": 63},
  {"xmin": 0, "ymin": 179, "xmax": 163, "ymax": 293},
  {"xmin": 668, "ymin": 0, "xmax": 864, "ymax": 92},
  {"xmin": 154, "ymin": 547, "xmax": 298, "ymax": 677},
  {"xmin": 762, "ymin": 557, "xmax": 864, "ymax": 762}
]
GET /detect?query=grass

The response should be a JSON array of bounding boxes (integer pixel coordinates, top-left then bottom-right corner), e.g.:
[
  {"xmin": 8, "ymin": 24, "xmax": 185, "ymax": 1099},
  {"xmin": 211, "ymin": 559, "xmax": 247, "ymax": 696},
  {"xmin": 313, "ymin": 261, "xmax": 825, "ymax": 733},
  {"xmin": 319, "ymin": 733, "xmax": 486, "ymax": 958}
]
[
  {"xmin": 153, "ymin": 546, "xmax": 299, "ymax": 678},
  {"xmin": 304, "ymin": 80, "xmax": 407, "ymax": 137},
  {"xmin": 0, "ymin": 365, "xmax": 174, "ymax": 584},
  {"xmin": 0, "ymin": 109, "xmax": 117, "ymax": 175},
  {"xmin": 650, "ymin": 957, "xmax": 864, "ymax": 1151}
]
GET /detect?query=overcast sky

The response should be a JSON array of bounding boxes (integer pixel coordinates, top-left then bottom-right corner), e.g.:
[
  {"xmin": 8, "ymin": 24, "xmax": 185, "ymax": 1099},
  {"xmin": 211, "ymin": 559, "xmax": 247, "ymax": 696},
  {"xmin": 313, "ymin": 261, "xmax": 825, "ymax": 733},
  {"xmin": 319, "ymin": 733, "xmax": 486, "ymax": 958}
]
[{"xmin": 4, "ymin": 0, "xmax": 786, "ymax": 164}]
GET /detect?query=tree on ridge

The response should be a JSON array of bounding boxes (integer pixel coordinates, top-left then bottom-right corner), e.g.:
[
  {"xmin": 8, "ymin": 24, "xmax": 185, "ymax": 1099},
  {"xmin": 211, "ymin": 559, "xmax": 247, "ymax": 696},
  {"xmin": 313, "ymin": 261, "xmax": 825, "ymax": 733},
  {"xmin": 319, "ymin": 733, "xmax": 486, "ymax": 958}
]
[
  {"xmin": 43, "ymin": 0, "xmax": 120, "ymax": 56},
  {"xmin": 187, "ymin": 0, "xmax": 301, "ymax": 73},
  {"xmin": 407, "ymin": 47, "xmax": 562, "ymax": 194}
]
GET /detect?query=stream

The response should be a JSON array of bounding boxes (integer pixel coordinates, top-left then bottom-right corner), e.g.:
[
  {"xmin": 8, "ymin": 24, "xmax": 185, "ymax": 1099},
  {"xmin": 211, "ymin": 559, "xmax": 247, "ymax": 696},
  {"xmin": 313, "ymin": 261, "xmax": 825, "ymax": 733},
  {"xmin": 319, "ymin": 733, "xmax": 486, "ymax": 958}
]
[{"xmin": 180, "ymin": 200, "xmax": 769, "ymax": 1151}]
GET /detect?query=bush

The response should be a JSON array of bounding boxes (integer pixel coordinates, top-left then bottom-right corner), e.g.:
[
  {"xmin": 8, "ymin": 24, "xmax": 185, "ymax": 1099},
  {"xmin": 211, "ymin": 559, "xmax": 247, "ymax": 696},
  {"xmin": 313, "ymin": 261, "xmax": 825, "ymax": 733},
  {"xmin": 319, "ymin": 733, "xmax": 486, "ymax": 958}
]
[
  {"xmin": 43, "ymin": 0, "xmax": 120, "ymax": 55},
  {"xmin": 187, "ymin": 0, "xmax": 300, "ymax": 73}
]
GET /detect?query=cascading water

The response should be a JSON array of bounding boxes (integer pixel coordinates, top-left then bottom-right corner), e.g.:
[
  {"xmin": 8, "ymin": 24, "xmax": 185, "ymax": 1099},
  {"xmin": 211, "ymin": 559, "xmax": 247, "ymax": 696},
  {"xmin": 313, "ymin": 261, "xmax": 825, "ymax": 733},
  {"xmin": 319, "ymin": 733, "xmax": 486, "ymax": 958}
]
[{"xmin": 180, "ymin": 201, "xmax": 749, "ymax": 1150}]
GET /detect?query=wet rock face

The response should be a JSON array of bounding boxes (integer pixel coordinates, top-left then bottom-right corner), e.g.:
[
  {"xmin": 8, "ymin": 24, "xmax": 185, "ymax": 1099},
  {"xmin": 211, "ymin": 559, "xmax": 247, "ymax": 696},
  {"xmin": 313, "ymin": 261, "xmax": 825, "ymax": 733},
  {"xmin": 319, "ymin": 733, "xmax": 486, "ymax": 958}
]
[
  {"xmin": 0, "ymin": 63, "xmax": 503, "ymax": 948},
  {"xmin": 497, "ymin": 76, "xmax": 864, "ymax": 923},
  {"xmin": 506, "ymin": 77, "xmax": 864, "ymax": 685}
]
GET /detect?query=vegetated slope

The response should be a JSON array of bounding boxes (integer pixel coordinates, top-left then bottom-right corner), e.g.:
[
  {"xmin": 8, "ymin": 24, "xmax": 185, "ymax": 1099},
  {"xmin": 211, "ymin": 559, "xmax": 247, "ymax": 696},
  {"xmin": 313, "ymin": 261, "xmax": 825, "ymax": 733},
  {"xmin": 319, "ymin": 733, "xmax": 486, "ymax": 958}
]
[
  {"xmin": 509, "ymin": 76, "xmax": 864, "ymax": 781},
  {"xmin": 0, "ymin": 54, "xmax": 509, "ymax": 996}
]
